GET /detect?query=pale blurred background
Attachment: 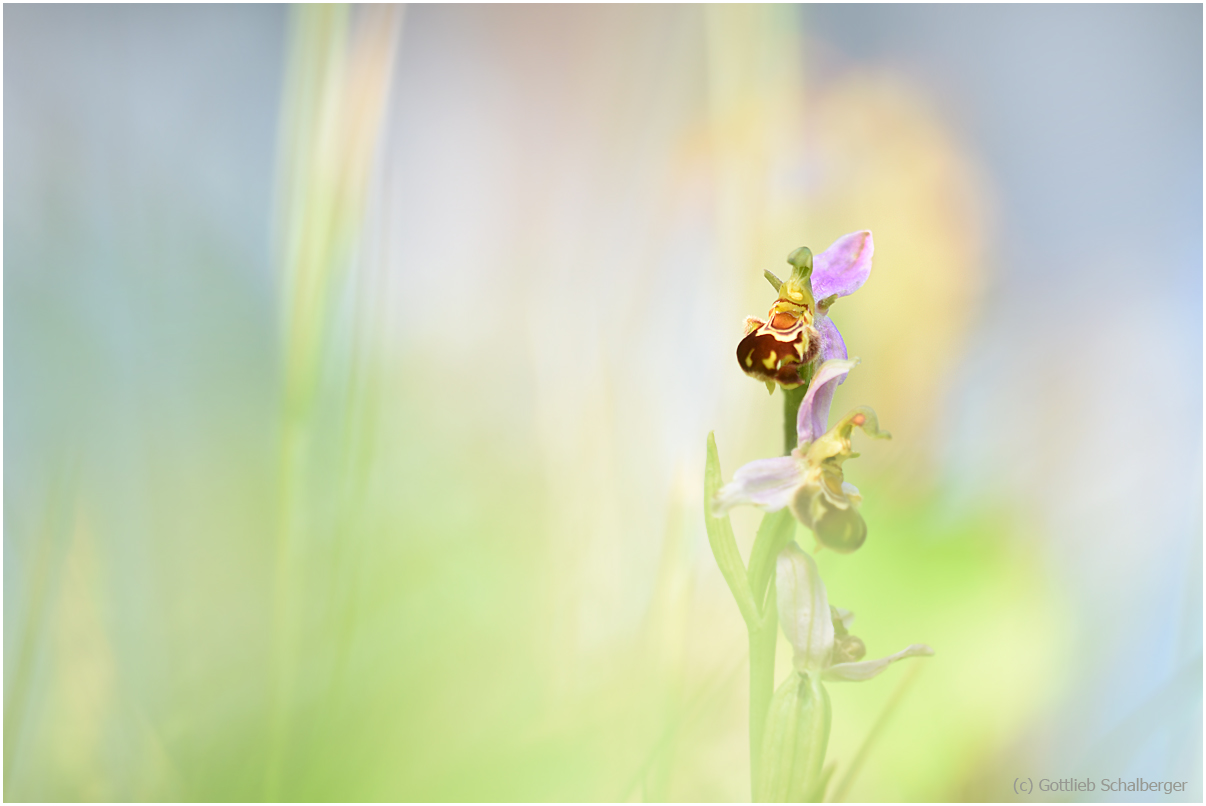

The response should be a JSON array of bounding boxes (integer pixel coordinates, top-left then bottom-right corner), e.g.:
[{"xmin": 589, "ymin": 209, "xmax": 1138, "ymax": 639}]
[{"xmin": 5, "ymin": 4, "xmax": 1201, "ymax": 802}]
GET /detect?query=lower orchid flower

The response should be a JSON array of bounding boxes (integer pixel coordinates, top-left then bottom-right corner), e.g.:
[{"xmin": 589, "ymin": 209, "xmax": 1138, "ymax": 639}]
[
  {"xmin": 755, "ymin": 542, "xmax": 932, "ymax": 801},
  {"xmin": 712, "ymin": 358, "xmax": 890, "ymax": 552},
  {"xmin": 776, "ymin": 541, "xmax": 933, "ymax": 682}
]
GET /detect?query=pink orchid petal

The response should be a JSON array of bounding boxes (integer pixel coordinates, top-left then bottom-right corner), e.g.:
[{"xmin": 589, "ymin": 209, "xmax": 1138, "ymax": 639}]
[
  {"xmin": 777, "ymin": 542, "xmax": 834, "ymax": 675},
  {"xmin": 817, "ymin": 316, "xmax": 848, "ymax": 381},
  {"xmin": 712, "ymin": 455, "xmax": 804, "ymax": 515},
  {"xmin": 812, "ymin": 231, "xmax": 873, "ymax": 301},
  {"xmin": 796, "ymin": 359, "xmax": 858, "ymax": 446}
]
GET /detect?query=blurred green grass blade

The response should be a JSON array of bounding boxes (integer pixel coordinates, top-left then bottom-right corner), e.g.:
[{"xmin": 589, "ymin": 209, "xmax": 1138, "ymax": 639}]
[{"xmin": 704, "ymin": 432, "xmax": 757, "ymax": 625}]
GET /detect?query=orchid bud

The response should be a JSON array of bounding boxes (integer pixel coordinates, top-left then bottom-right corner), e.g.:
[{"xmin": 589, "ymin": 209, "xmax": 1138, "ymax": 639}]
[{"xmin": 756, "ymin": 672, "xmax": 831, "ymax": 803}]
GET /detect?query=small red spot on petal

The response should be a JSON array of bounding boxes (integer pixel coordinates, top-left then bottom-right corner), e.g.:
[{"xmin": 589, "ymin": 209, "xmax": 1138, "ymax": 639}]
[{"xmin": 851, "ymin": 413, "xmax": 866, "ymax": 426}]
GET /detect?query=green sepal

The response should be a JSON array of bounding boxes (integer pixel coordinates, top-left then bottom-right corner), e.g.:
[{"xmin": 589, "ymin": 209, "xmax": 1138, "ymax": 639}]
[
  {"xmin": 755, "ymin": 673, "xmax": 832, "ymax": 802},
  {"xmin": 764, "ymin": 269, "xmax": 783, "ymax": 292}
]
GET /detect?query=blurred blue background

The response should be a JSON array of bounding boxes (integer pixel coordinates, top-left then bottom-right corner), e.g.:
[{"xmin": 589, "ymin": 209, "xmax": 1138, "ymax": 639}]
[{"xmin": 806, "ymin": 5, "xmax": 1203, "ymax": 798}]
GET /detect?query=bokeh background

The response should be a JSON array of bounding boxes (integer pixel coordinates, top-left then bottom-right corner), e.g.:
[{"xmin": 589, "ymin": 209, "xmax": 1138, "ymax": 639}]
[{"xmin": 5, "ymin": 4, "xmax": 1201, "ymax": 801}]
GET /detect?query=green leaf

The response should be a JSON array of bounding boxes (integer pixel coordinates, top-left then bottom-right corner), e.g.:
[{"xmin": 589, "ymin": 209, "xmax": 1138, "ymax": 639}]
[{"xmin": 704, "ymin": 432, "xmax": 757, "ymax": 626}]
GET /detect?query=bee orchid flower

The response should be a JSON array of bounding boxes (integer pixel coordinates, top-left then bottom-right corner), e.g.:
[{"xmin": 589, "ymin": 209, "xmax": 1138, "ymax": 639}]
[
  {"xmin": 737, "ymin": 231, "xmax": 872, "ymax": 391},
  {"xmin": 712, "ymin": 358, "xmax": 889, "ymax": 552},
  {"xmin": 776, "ymin": 541, "xmax": 933, "ymax": 681}
]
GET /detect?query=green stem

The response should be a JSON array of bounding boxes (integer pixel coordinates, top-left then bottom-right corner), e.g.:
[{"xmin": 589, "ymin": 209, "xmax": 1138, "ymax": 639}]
[
  {"xmin": 710, "ymin": 360, "xmax": 817, "ymax": 798},
  {"xmin": 747, "ymin": 511, "xmax": 795, "ymax": 609},
  {"xmin": 746, "ymin": 509, "xmax": 796, "ymax": 797},
  {"xmin": 782, "ymin": 386, "xmax": 805, "ymax": 456},
  {"xmin": 753, "ymin": 363, "xmax": 814, "ymax": 798},
  {"xmin": 748, "ymin": 607, "xmax": 778, "ymax": 792}
]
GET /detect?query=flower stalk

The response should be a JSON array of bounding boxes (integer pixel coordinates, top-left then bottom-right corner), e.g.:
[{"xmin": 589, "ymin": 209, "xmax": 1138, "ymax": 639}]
[
  {"xmin": 746, "ymin": 509, "xmax": 796, "ymax": 777},
  {"xmin": 781, "ymin": 363, "xmax": 813, "ymax": 456},
  {"xmin": 704, "ymin": 232, "xmax": 933, "ymax": 801}
]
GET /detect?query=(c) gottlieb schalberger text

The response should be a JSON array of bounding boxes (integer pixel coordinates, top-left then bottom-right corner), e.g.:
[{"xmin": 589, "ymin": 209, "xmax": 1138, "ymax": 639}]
[{"xmin": 1014, "ymin": 777, "xmax": 1190, "ymax": 795}]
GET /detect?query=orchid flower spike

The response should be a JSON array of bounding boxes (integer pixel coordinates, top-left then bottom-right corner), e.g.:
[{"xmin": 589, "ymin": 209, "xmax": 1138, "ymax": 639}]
[
  {"xmin": 776, "ymin": 542, "xmax": 933, "ymax": 681},
  {"xmin": 712, "ymin": 358, "xmax": 890, "ymax": 552},
  {"xmin": 737, "ymin": 231, "xmax": 873, "ymax": 392}
]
